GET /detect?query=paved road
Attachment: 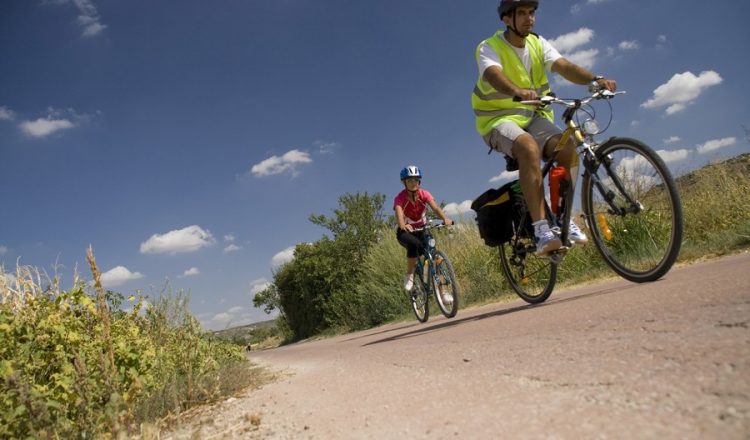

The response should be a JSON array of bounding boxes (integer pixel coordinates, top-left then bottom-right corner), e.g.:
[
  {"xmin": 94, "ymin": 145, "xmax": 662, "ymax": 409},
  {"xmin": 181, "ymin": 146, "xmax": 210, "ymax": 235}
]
[{"xmin": 168, "ymin": 253, "xmax": 750, "ymax": 439}]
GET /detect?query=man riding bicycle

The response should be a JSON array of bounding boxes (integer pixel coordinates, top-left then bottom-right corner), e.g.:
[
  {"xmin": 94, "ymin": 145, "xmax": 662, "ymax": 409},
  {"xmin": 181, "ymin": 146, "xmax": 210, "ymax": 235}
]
[{"xmin": 472, "ymin": 0, "xmax": 617, "ymax": 255}]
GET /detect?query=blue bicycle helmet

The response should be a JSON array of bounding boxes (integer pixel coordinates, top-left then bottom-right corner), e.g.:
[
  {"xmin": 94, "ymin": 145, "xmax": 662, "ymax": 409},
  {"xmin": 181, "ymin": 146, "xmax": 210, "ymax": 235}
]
[{"xmin": 400, "ymin": 165, "xmax": 422, "ymax": 181}]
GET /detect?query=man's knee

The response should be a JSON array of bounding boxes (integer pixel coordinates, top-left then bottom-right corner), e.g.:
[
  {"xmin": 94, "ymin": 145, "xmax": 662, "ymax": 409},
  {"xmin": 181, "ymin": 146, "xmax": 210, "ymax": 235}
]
[{"xmin": 512, "ymin": 135, "xmax": 541, "ymax": 162}]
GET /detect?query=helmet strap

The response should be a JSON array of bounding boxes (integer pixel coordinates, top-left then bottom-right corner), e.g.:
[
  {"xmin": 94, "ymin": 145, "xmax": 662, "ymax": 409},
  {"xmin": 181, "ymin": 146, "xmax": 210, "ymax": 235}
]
[{"xmin": 505, "ymin": 8, "xmax": 529, "ymax": 39}]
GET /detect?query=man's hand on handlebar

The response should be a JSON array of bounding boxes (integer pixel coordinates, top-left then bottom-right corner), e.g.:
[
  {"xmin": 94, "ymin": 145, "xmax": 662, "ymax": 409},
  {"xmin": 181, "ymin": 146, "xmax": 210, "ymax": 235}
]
[
  {"xmin": 598, "ymin": 78, "xmax": 617, "ymax": 92},
  {"xmin": 515, "ymin": 88, "xmax": 538, "ymax": 101}
]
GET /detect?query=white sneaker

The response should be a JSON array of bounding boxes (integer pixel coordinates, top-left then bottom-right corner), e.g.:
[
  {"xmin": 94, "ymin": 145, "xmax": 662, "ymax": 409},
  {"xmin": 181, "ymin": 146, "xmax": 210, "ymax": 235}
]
[
  {"xmin": 568, "ymin": 221, "xmax": 589, "ymax": 244},
  {"xmin": 404, "ymin": 274, "xmax": 414, "ymax": 291},
  {"xmin": 535, "ymin": 230, "xmax": 563, "ymax": 256},
  {"xmin": 440, "ymin": 285, "xmax": 453, "ymax": 304}
]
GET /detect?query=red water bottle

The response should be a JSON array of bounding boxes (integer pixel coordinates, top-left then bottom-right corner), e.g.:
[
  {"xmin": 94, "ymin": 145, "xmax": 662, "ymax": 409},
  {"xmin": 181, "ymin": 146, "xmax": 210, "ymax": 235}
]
[{"xmin": 549, "ymin": 166, "xmax": 567, "ymax": 215}]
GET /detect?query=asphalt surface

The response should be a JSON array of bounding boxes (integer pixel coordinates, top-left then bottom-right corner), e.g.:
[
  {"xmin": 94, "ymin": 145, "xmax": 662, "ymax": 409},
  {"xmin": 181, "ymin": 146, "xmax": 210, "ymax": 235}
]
[{"xmin": 165, "ymin": 252, "xmax": 750, "ymax": 439}]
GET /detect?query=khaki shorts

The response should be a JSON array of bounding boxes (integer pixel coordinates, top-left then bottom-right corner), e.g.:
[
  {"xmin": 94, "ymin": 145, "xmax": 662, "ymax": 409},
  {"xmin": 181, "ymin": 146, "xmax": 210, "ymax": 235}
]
[{"xmin": 483, "ymin": 115, "xmax": 562, "ymax": 158}]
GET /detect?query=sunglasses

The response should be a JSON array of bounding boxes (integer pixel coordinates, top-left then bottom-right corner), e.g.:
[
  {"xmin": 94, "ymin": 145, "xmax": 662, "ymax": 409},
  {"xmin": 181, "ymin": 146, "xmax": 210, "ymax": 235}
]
[{"xmin": 405, "ymin": 178, "xmax": 421, "ymax": 184}]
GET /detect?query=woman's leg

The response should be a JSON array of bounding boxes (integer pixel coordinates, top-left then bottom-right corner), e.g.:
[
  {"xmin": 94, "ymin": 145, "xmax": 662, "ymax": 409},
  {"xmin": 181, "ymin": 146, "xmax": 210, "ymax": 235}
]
[{"xmin": 396, "ymin": 229, "xmax": 424, "ymax": 289}]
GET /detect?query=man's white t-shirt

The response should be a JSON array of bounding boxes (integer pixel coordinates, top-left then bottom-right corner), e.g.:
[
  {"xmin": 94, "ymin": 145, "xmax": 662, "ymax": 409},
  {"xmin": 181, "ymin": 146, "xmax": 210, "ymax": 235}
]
[{"xmin": 477, "ymin": 32, "xmax": 562, "ymax": 79}]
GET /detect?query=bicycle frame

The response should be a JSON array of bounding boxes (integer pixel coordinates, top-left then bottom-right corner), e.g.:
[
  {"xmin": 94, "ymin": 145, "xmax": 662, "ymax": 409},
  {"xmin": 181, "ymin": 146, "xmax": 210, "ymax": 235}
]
[
  {"xmin": 533, "ymin": 91, "xmax": 629, "ymax": 252},
  {"xmin": 414, "ymin": 223, "xmax": 443, "ymax": 291}
]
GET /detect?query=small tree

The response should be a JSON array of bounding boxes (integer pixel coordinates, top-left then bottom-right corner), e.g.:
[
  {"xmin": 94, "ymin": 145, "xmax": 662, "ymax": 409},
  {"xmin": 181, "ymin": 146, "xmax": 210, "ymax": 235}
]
[{"xmin": 254, "ymin": 192, "xmax": 388, "ymax": 340}]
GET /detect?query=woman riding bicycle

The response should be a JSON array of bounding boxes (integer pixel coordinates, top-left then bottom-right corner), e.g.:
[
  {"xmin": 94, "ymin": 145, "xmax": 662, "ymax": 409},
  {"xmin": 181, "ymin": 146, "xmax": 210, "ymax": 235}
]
[
  {"xmin": 394, "ymin": 165, "xmax": 454, "ymax": 297},
  {"xmin": 472, "ymin": 0, "xmax": 617, "ymax": 255}
]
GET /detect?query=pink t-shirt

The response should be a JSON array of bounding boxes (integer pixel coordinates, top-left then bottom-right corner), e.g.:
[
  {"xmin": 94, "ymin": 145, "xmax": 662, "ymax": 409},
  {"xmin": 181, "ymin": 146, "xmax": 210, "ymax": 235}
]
[{"xmin": 393, "ymin": 188, "xmax": 434, "ymax": 228}]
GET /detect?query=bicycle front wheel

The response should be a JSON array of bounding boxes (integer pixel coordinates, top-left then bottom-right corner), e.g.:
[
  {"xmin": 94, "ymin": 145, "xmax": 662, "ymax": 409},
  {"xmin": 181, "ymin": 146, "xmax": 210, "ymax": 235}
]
[
  {"xmin": 411, "ymin": 275, "xmax": 430, "ymax": 323},
  {"xmin": 432, "ymin": 251, "xmax": 460, "ymax": 318},
  {"xmin": 499, "ymin": 237, "xmax": 557, "ymax": 304},
  {"xmin": 582, "ymin": 137, "xmax": 683, "ymax": 282}
]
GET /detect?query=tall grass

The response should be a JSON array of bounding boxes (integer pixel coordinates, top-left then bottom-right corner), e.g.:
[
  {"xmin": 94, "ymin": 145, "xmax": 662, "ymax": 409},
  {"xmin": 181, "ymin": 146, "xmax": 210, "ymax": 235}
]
[
  {"xmin": 0, "ymin": 248, "xmax": 267, "ymax": 438},
  {"xmin": 677, "ymin": 154, "xmax": 750, "ymax": 257}
]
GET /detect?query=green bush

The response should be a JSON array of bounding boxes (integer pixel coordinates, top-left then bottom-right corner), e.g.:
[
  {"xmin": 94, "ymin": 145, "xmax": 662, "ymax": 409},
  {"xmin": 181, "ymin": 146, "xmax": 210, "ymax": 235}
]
[{"xmin": 0, "ymin": 260, "xmax": 250, "ymax": 438}]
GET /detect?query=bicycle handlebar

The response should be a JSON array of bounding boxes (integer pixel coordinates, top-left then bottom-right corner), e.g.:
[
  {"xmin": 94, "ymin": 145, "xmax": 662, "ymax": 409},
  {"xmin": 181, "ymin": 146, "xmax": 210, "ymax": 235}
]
[
  {"xmin": 411, "ymin": 221, "xmax": 452, "ymax": 233},
  {"xmin": 513, "ymin": 90, "xmax": 626, "ymax": 107}
]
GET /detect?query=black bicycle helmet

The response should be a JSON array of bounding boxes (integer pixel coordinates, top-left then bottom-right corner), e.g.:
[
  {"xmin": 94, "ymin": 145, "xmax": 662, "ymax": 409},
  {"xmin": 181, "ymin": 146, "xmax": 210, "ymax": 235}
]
[{"xmin": 498, "ymin": 0, "xmax": 539, "ymax": 19}]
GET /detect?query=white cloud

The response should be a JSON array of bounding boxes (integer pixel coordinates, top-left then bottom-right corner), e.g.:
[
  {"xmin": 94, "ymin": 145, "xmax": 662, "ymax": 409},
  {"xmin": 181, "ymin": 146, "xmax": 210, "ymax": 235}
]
[
  {"xmin": 314, "ymin": 141, "xmax": 339, "ymax": 154},
  {"xmin": 210, "ymin": 312, "xmax": 233, "ymax": 328},
  {"xmin": 564, "ymin": 48, "xmax": 599, "ymax": 70},
  {"xmin": 223, "ymin": 234, "xmax": 235, "ymax": 242},
  {"xmin": 50, "ymin": 0, "xmax": 107, "ymax": 37},
  {"xmin": 618, "ymin": 40, "xmax": 639, "ymax": 50},
  {"xmin": 271, "ymin": 246, "xmax": 295, "ymax": 268},
  {"xmin": 548, "ymin": 28, "xmax": 594, "ymax": 53},
  {"xmin": 250, "ymin": 278, "xmax": 270, "ymax": 295},
  {"xmin": 0, "ymin": 106, "xmax": 15, "ymax": 121},
  {"xmin": 251, "ymin": 149, "xmax": 312, "ymax": 177},
  {"xmin": 0, "ymin": 272, "xmax": 18, "ymax": 288},
  {"xmin": 665, "ymin": 103, "xmax": 687, "ymax": 115},
  {"xmin": 179, "ymin": 267, "xmax": 200, "ymax": 278},
  {"xmin": 140, "ymin": 225, "xmax": 215, "ymax": 255},
  {"xmin": 100, "ymin": 266, "xmax": 144, "ymax": 288},
  {"xmin": 489, "ymin": 170, "xmax": 518, "ymax": 184},
  {"xmin": 697, "ymin": 137, "xmax": 737, "ymax": 155},
  {"xmin": 657, "ymin": 149, "xmax": 689, "ymax": 163},
  {"xmin": 443, "ymin": 200, "xmax": 474, "ymax": 217},
  {"xmin": 20, "ymin": 118, "xmax": 75, "ymax": 138},
  {"xmin": 663, "ymin": 136, "xmax": 681, "ymax": 144},
  {"xmin": 571, "ymin": 0, "xmax": 612, "ymax": 14},
  {"xmin": 641, "ymin": 71, "xmax": 723, "ymax": 115},
  {"xmin": 656, "ymin": 34, "xmax": 669, "ymax": 49},
  {"xmin": 0, "ymin": 245, "xmax": 7, "ymax": 255},
  {"xmin": 18, "ymin": 107, "xmax": 91, "ymax": 138},
  {"xmin": 223, "ymin": 244, "xmax": 241, "ymax": 253}
]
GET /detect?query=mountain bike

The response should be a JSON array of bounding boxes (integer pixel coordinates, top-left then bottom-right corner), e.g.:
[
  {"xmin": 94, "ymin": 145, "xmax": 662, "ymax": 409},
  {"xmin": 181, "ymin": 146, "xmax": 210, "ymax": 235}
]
[
  {"xmin": 499, "ymin": 88, "xmax": 683, "ymax": 304},
  {"xmin": 409, "ymin": 221, "xmax": 460, "ymax": 322}
]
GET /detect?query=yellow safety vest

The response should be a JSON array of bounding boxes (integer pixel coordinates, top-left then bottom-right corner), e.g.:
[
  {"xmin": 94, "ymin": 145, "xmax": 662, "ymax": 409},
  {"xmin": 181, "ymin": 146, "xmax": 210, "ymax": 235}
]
[{"xmin": 472, "ymin": 31, "xmax": 554, "ymax": 136}]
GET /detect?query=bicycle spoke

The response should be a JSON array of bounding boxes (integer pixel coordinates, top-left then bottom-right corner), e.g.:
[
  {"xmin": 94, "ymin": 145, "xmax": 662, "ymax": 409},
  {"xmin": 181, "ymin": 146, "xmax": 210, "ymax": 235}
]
[
  {"xmin": 583, "ymin": 138, "xmax": 683, "ymax": 281},
  {"xmin": 499, "ymin": 238, "xmax": 556, "ymax": 303}
]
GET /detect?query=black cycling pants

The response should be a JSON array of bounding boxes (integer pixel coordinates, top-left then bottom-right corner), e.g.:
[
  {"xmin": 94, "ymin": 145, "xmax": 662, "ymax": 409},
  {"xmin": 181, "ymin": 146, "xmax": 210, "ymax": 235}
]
[{"xmin": 396, "ymin": 228, "xmax": 425, "ymax": 258}]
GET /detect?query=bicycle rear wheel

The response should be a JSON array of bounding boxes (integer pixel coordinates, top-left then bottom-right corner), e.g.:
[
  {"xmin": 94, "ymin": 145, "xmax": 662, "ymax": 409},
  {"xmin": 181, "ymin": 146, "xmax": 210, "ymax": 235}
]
[
  {"xmin": 432, "ymin": 251, "xmax": 460, "ymax": 318},
  {"xmin": 499, "ymin": 236, "xmax": 557, "ymax": 304},
  {"xmin": 581, "ymin": 137, "xmax": 683, "ymax": 282}
]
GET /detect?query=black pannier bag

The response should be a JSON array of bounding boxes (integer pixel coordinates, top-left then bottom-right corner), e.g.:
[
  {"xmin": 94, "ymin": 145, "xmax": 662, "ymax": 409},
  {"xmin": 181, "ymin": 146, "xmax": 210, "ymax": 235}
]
[{"xmin": 471, "ymin": 180, "xmax": 533, "ymax": 246}]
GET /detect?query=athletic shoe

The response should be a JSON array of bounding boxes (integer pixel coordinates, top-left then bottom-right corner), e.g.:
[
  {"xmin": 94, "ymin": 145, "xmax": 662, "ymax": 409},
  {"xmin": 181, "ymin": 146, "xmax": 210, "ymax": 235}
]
[
  {"xmin": 440, "ymin": 285, "xmax": 453, "ymax": 304},
  {"xmin": 403, "ymin": 273, "xmax": 414, "ymax": 291},
  {"xmin": 535, "ymin": 230, "xmax": 563, "ymax": 255},
  {"xmin": 568, "ymin": 221, "xmax": 589, "ymax": 244}
]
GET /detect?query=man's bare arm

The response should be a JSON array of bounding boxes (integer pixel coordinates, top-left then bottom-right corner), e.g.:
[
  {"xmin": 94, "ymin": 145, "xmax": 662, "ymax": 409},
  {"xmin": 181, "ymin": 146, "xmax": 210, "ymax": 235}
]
[
  {"xmin": 551, "ymin": 58, "xmax": 617, "ymax": 91},
  {"xmin": 483, "ymin": 66, "xmax": 538, "ymax": 100}
]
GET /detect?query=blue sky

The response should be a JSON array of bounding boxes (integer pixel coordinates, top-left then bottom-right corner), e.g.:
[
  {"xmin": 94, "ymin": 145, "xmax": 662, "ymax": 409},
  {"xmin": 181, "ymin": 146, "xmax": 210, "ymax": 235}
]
[{"xmin": 2, "ymin": 0, "xmax": 748, "ymax": 330}]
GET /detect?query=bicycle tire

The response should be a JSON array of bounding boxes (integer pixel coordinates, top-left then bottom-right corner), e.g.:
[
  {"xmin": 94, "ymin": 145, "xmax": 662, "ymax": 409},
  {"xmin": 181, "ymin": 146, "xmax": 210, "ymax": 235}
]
[
  {"xmin": 411, "ymin": 259, "xmax": 430, "ymax": 322},
  {"xmin": 432, "ymin": 251, "xmax": 460, "ymax": 318},
  {"xmin": 581, "ymin": 137, "xmax": 683, "ymax": 282},
  {"xmin": 498, "ymin": 221, "xmax": 558, "ymax": 304}
]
